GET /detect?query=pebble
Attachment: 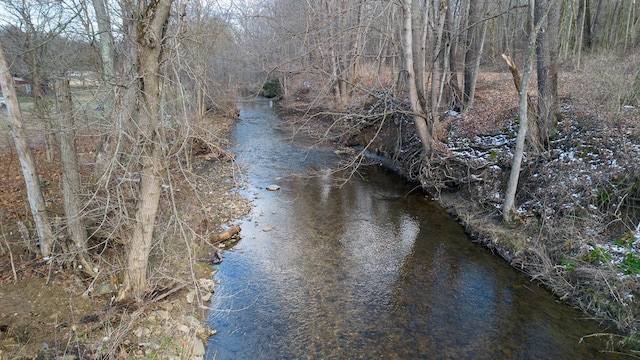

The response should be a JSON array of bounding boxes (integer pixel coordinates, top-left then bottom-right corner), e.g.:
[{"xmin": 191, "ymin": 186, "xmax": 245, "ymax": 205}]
[
  {"xmin": 150, "ymin": 310, "xmax": 170, "ymax": 321},
  {"xmin": 95, "ymin": 283, "xmax": 116, "ymax": 295},
  {"xmin": 133, "ymin": 327, "xmax": 151, "ymax": 338},
  {"xmin": 186, "ymin": 290, "xmax": 196, "ymax": 304},
  {"xmin": 266, "ymin": 184, "xmax": 280, "ymax": 191}
]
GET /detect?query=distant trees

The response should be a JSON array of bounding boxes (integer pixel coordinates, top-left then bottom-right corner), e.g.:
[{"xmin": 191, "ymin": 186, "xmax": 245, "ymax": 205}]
[
  {"xmin": 1, "ymin": 1, "xmax": 83, "ymax": 162},
  {"xmin": 462, "ymin": 0, "xmax": 489, "ymax": 111},
  {"xmin": 174, "ymin": 0, "xmax": 238, "ymax": 117}
]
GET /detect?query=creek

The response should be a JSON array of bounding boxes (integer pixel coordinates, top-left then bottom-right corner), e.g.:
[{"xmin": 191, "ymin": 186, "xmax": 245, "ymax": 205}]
[{"xmin": 205, "ymin": 98, "xmax": 620, "ymax": 359}]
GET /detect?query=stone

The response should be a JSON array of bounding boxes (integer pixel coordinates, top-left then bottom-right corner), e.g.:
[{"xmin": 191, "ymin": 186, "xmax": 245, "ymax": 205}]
[
  {"xmin": 186, "ymin": 290, "xmax": 196, "ymax": 304},
  {"xmin": 198, "ymin": 279, "xmax": 216, "ymax": 292},
  {"xmin": 133, "ymin": 327, "xmax": 151, "ymax": 338},
  {"xmin": 263, "ymin": 225, "xmax": 275, "ymax": 232},
  {"xmin": 177, "ymin": 324, "xmax": 190, "ymax": 333},
  {"xmin": 192, "ymin": 339, "xmax": 205, "ymax": 356},
  {"xmin": 265, "ymin": 184, "xmax": 280, "ymax": 191},
  {"xmin": 150, "ymin": 310, "xmax": 170, "ymax": 321},
  {"xmin": 56, "ymin": 355, "xmax": 77, "ymax": 360},
  {"xmin": 95, "ymin": 283, "xmax": 116, "ymax": 295}
]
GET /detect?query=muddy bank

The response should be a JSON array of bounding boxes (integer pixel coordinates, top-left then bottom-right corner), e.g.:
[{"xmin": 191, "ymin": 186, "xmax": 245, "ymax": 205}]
[{"xmin": 277, "ymin": 91, "xmax": 640, "ymax": 347}]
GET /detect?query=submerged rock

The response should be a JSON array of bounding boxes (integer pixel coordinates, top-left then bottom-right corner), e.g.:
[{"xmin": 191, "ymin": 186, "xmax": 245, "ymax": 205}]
[{"xmin": 266, "ymin": 184, "xmax": 280, "ymax": 191}]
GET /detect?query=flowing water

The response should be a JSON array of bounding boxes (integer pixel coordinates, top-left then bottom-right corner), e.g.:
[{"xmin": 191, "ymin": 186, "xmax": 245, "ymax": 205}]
[{"xmin": 205, "ymin": 98, "xmax": 620, "ymax": 359}]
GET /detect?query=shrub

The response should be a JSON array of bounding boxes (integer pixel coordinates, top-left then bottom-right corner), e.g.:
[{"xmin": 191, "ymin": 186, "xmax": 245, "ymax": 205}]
[{"xmin": 261, "ymin": 78, "xmax": 281, "ymax": 98}]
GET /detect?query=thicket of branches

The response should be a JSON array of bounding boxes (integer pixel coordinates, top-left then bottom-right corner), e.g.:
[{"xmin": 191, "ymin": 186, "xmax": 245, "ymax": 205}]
[{"xmin": 0, "ymin": 0, "xmax": 243, "ymax": 302}]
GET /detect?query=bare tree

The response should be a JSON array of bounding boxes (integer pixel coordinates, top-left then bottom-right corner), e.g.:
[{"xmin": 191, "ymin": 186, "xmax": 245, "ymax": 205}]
[
  {"xmin": 462, "ymin": 0, "xmax": 489, "ymax": 111},
  {"xmin": 116, "ymin": 0, "xmax": 174, "ymax": 301},
  {"xmin": 503, "ymin": 0, "xmax": 549, "ymax": 222},
  {"xmin": 54, "ymin": 76, "xmax": 94, "ymax": 273},
  {"xmin": 91, "ymin": 0, "xmax": 115, "ymax": 80},
  {"xmin": 534, "ymin": 0, "xmax": 559, "ymax": 150},
  {"xmin": 400, "ymin": 0, "xmax": 433, "ymax": 155},
  {"xmin": 0, "ymin": 40, "xmax": 54, "ymax": 256},
  {"xmin": 2, "ymin": 1, "xmax": 80, "ymax": 162}
]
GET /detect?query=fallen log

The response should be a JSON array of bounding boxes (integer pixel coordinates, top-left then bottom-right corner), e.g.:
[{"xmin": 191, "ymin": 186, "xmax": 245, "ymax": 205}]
[{"xmin": 211, "ymin": 226, "xmax": 242, "ymax": 243}]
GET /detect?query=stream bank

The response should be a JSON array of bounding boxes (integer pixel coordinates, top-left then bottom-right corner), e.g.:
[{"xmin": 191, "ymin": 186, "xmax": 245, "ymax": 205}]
[
  {"xmin": 276, "ymin": 80, "xmax": 640, "ymax": 350},
  {"xmin": 0, "ymin": 113, "xmax": 251, "ymax": 359},
  {"xmin": 205, "ymin": 97, "xmax": 621, "ymax": 359}
]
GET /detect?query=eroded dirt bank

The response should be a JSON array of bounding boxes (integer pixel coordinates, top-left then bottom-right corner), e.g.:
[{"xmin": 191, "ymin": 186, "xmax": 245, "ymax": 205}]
[{"xmin": 278, "ymin": 72, "xmax": 640, "ymax": 350}]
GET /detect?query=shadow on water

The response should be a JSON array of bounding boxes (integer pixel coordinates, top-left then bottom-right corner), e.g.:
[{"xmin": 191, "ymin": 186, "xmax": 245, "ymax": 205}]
[{"xmin": 205, "ymin": 98, "xmax": 622, "ymax": 359}]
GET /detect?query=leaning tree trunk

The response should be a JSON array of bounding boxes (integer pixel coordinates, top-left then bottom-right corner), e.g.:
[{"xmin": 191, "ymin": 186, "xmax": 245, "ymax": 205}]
[
  {"xmin": 0, "ymin": 41, "xmax": 54, "ymax": 256},
  {"xmin": 503, "ymin": 0, "xmax": 549, "ymax": 222},
  {"xmin": 117, "ymin": 0, "xmax": 173, "ymax": 301}
]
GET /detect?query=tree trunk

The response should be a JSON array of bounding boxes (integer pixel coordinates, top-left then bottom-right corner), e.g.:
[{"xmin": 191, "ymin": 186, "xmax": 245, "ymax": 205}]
[
  {"xmin": 92, "ymin": 0, "xmax": 139, "ymax": 182},
  {"xmin": 0, "ymin": 41, "xmax": 54, "ymax": 256},
  {"xmin": 117, "ymin": 0, "xmax": 173, "ymax": 301},
  {"xmin": 592, "ymin": 0, "xmax": 605, "ymax": 47},
  {"xmin": 416, "ymin": 0, "xmax": 428, "ymax": 108},
  {"xmin": 503, "ymin": 0, "xmax": 549, "ymax": 222},
  {"xmin": 444, "ymin": 1, "xmax": 462, "ymax": 110},
  {"xmin": 401, "ymin": 0, "xmax": 432, "ymax": 155},
  {"xmin": 580, "ymin": 0, "xmax": 593, "ymax": 50},
  {"xmin": 535, "ymin": 0, "xmax": 560, "ymax": 150},
  {"xmin": 463, "ymin": 0, "xmax": 488, "ymax": 111},
  {"xmin": 92, "ymin": 0, "xmax": 116, "ymax": 79},
  {"xmin": 54, "ymin": 77, "xmax": 93, "ymax": 273},
  {"xmin": 430, "ymin": 0, "xmax": 448, "ymax": 117}
]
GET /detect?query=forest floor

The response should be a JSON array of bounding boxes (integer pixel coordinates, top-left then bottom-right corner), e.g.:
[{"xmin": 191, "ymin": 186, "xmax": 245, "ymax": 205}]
[
  {"xmin": 280, "ymin": 67, "xmax": 640, "ymax": 352},
  {"xmin": 0, "ymin": 111, "xmax": 251, "ymax": 359}
]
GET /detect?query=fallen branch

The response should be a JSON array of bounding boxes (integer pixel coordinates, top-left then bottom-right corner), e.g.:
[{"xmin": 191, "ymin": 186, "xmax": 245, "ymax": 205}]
[
  {"xmin": 2, "ymin": 235, "xmax": 17, "ymax": 282},
  {"xmin": 211, "ymin": 226, "xmax": 242, "ymax": 243}
]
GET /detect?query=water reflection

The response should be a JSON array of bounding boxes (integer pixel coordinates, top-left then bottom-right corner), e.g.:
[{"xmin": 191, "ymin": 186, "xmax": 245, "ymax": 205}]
[{"xmin": 205, "ymin": 99, "xmax": 619, "ymax": 359}]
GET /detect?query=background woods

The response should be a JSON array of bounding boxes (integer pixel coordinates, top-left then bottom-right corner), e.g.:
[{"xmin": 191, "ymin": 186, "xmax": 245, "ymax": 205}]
[{"xmin": 1, "ymin": 0, "xmax": 640, "ymax": 356}]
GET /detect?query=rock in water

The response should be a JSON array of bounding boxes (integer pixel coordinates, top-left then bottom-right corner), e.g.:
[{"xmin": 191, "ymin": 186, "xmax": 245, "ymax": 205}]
[{"xmin": 266, "ymin": 184, "xmax": 280, "ymax": 191}]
